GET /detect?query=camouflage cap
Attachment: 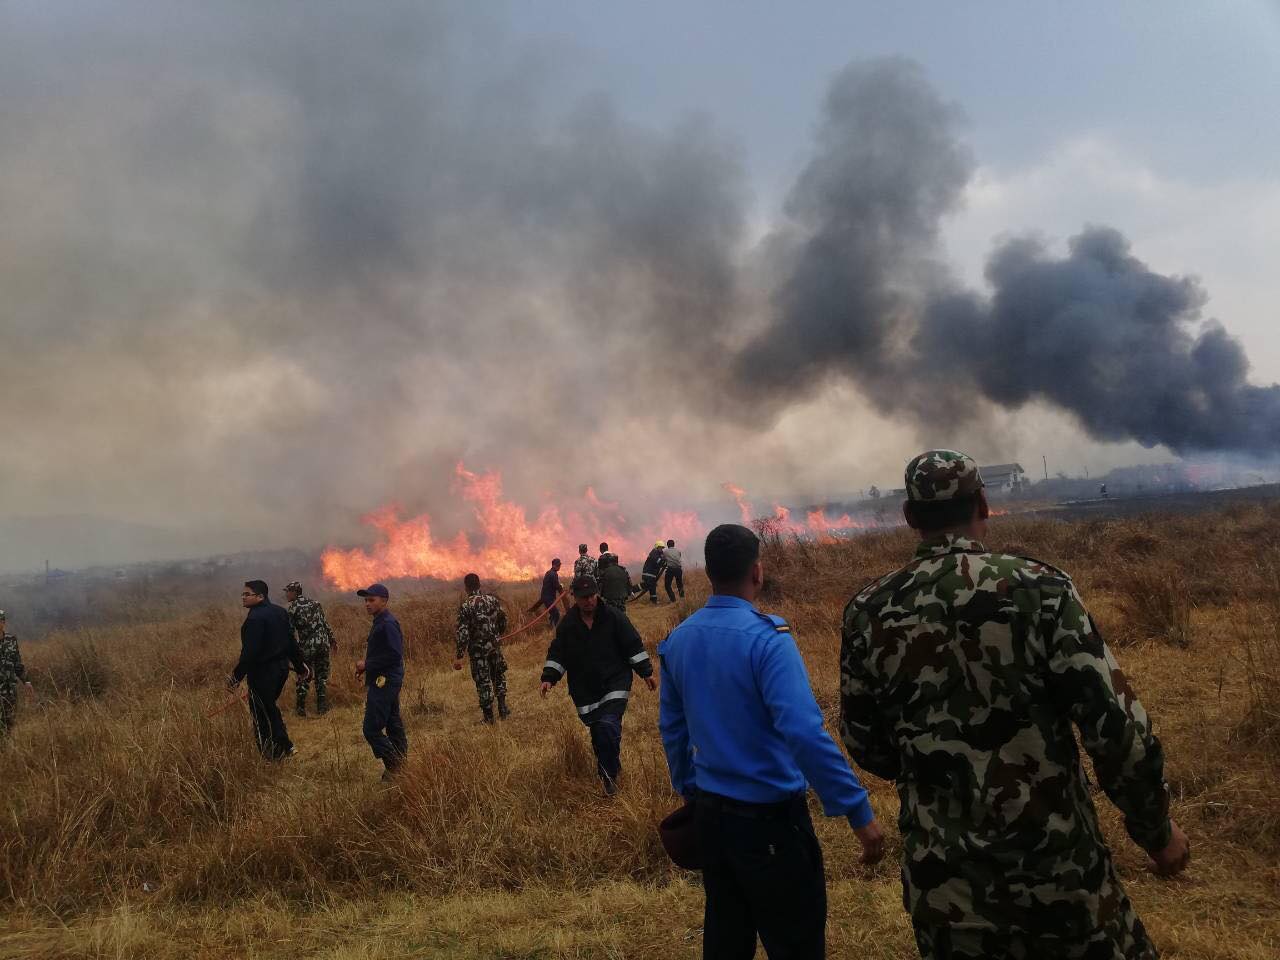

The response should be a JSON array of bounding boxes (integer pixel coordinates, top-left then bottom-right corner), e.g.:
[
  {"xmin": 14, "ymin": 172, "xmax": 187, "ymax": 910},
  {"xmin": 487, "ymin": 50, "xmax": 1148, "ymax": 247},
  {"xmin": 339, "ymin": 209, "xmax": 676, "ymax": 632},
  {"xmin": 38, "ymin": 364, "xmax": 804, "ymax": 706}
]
[
  {"xmin": 0, "ymin": 609, "xmax": 5, "ymax": 620},
  {"xmin": 284, "ymin": 580, "xmax": 303, "ymax": 593},
  {"xmin": 905, "ymin": 449, "xmax": 985, "ymax": 502}
]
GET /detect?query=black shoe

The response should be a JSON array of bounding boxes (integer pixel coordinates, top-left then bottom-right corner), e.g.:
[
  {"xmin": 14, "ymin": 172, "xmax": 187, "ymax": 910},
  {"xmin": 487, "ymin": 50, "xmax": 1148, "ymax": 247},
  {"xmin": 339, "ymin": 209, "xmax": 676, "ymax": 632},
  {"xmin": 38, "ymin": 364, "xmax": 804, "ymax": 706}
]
[
  {"xmin": 316, "ymin": 699, "xmax": 329, "ymax": 715},
  {"xmin": 482, "ymin": 706, "xmax": 495, "ymax": 724},
  {"xmin": 295, "ymin": 706, "xmax": 306, "ymax": 718},
  {"xmin": 603, "ymin": 777, "xmax": 618, "ymax": 797},
  {"xmin": 497, "ymin": 698, "xmax": 511, "ymax": 720}
]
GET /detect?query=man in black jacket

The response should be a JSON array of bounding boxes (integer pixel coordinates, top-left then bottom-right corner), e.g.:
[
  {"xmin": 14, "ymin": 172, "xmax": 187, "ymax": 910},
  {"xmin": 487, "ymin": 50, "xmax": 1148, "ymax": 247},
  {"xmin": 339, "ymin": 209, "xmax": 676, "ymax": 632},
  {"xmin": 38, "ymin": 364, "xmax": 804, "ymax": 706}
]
[
  {"xmin": 355, "ymin": 582, "xmax": 408, "ymax": 779},
  {"xmin": 227, "ymin": 580, "xmax": 309, "ymax": 760},
  {"xmin": 540, "ymin": 575, "xmax": 655, "ymax": 795}
]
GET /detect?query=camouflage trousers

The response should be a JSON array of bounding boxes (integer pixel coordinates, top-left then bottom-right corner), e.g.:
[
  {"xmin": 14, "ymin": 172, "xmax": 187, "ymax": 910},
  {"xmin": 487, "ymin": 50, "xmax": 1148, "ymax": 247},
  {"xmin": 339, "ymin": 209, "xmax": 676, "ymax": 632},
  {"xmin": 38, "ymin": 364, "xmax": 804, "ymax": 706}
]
[
  {"xmin": 0, "ymin": 685, "xmax": 15, "ymax": 736},
  {"xmin": 469, "ymin": 650, "xmax": 507, "ymax": 712},
  {"xmin": 912, "ymin": 909, "xmax": 1158, "ymax": 960},
  {"xmin": 296, "ymin": 643, "xmax": 331, "ymax": 707}
]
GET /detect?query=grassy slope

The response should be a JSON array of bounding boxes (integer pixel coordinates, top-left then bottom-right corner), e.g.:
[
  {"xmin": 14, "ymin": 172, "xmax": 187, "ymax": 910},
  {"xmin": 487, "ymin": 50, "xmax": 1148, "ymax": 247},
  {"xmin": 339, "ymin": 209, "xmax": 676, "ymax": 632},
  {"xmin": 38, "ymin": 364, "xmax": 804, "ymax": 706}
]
[{"xmin": 2, "ymin": 506, "xmax": 1280, "ymax": 958}]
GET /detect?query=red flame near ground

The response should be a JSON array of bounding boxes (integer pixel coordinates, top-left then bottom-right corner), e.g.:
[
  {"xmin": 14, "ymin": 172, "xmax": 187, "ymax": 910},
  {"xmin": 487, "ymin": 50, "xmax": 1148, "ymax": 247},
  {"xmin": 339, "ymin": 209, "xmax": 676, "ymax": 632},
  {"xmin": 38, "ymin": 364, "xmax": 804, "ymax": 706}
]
[
  {"xmin": 322, "ymin": 467, "xmax": 888, "ymax": 589},
  {"xmin": 321, "ymin": 464, "xmax": 702, "ymax": 589}
]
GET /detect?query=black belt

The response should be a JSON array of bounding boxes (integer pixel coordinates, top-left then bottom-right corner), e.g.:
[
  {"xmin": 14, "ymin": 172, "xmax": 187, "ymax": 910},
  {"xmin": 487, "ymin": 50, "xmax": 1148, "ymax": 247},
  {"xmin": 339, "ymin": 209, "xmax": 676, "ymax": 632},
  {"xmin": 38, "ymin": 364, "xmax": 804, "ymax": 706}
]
[{"xmin": 695, "ymin": 789, "xmax": 803, "ymax": 820}]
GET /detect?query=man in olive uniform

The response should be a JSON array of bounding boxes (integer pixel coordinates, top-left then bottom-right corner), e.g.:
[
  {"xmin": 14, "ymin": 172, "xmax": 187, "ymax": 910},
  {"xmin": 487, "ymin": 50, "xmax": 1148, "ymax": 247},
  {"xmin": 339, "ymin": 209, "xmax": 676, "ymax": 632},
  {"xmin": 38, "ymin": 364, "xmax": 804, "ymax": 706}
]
[
  {"xmin": 840, "ymin": 450, "xmax": 1190, "ymax": 960},
  {"xmin": 597, "ymin": 554, "xmax": 635, "ymax": 614},
  {"xmin": 0, "ymin": 610, "xmax": 33, "ymax": 737},
  {"xmin": 455, "ymin": 573, "xmax": 511, "ymax": 722},
  {"xmin": 285, "ymin": 580, "xmax": 337, "ymax": 716}
]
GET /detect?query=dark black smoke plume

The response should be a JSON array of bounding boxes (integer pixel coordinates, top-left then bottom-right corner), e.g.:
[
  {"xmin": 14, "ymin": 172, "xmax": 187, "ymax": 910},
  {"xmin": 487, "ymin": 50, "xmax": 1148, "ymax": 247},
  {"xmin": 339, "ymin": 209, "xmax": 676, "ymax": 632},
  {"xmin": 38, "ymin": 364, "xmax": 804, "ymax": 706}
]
[{"xmin": 738, "ymin": 59, "xmax": 1280, "ymax": 456}]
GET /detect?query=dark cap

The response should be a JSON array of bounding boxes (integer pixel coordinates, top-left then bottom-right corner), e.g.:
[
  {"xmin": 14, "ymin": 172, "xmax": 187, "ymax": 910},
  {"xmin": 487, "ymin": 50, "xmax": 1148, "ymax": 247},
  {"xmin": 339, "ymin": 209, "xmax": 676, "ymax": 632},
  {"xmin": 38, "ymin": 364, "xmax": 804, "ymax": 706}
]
[
  {"xmin": 570, "ymin": 575, "xmax": 599, "ymax": 597},
  {"xmin": 356, "ymin": 583, "xmax": 389, "ymax": 599},
  {"xmin": 659, "ymin": 802, "xmax": 701, "ymax": 870}
]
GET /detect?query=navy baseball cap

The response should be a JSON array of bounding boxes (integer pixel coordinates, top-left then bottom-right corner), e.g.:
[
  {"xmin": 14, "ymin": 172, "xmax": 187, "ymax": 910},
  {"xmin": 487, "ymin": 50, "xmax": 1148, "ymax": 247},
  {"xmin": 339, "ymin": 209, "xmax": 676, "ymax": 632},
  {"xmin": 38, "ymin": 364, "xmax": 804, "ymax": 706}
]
[
  {"xmin": 571, "ymin": 575, "xmax": 599, "ymax": 597},
  {"xmin": 356, "ymin": 583, "xmax": 389, "ymax": 599}
]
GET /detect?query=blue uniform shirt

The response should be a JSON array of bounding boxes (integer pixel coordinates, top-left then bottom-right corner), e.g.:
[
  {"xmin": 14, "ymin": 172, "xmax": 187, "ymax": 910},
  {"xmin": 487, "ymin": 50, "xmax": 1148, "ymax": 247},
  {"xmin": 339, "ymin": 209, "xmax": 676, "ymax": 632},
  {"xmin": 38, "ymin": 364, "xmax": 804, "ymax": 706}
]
[
  {"xmin": 658, "ymin": 595, "xmax": 874, "ymax": 827},
  {"xmin": 363, "ymin": 609, "xmax": 405, "ymax": 687}
]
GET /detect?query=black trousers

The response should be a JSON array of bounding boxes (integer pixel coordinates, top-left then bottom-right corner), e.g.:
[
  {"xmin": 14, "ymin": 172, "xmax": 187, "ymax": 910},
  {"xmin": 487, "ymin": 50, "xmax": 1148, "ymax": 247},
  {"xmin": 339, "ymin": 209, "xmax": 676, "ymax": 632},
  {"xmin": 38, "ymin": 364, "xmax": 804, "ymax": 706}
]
[
  {"xmin": 363, "ymin": 680, "xmax": 408, "ymax": 768},
  {"xmin": 664, "ymin": 566, "xmax": 685, "ymax": 600},
  {"xmin": 588, "ymin": 711, "xmax": 624, "ymax": 783},
  {"xmin": 246, "ymin": 664, "xmax": 293, "ymax": 760},
  {"xmin": 642, "ymin": 573, "xmax": 659, "ymax": 602},
  {"xmin": 695, "ymin": 791, "xmax": 827, "ymax": 960}
]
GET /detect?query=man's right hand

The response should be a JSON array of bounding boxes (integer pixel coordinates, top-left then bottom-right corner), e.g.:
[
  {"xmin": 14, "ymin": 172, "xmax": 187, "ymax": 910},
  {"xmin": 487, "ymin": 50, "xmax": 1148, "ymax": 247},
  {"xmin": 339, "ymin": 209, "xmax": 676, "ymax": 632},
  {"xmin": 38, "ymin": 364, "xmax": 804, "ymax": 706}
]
[
  {"xmin": 1148, "ymin": 820, "xmax": 1190, "ymax": 877},
  {"xmin": 853, "ymin": 820, "xmax": 886, "ymax": 865},
  {"xmin": 354, "ymin": 659, "xmax": 366, "ymax": 678},
  {"xmin": 540, "ymin": 681, "xmax": 551, "ymax": 698}
]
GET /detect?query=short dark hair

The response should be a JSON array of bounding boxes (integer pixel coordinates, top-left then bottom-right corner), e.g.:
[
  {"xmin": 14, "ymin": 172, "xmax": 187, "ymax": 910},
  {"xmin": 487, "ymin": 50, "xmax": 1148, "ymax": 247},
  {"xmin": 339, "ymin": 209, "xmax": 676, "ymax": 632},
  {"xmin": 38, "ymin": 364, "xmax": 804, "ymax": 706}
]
[
  {"xmin": 551, "ymin": 558, "xmax": 561, "ymax": 567},
  {"xmin": 666, "ymin": 539, "xmax": 675, "ymax": 547},
  {"xmin": 905, "ymin": 494, "xmax": 981, "ymax": 533},
  {"xmin": 244, "ymin": 579, "xmax": 269, "ymax": 598},
  {"xmin": 464, "ymin": 573, "xmax": 480, "ymax": 591},
  {"xmin": 704, "ymin": 524, "xmax": 760, "ymax": 587},
  {"xmin": 578, "ymin": 544, "xmax": 588, "ymax": 554},
  {"xmin": 599, "ymin": 542, "xmax": 609, "ymax": 553}
]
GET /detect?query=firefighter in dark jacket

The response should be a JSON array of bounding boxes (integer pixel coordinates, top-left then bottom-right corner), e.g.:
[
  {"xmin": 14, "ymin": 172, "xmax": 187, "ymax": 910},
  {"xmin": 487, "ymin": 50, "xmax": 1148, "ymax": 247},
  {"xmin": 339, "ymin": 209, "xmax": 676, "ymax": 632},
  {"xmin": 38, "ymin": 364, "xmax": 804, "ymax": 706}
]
[
  {"xmin": 227, "ymin": 579, "xmax": 309, "ymax": 760},
  {"xmin": 540, "ymin": 574, "xmax": 656, "ymax": 795}
]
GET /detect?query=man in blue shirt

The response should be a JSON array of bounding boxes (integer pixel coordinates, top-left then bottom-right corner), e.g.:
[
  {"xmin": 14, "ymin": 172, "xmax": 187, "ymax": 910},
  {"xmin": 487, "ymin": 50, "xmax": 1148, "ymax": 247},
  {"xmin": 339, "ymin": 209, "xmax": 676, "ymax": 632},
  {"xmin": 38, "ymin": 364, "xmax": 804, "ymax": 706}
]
[
  {"xmin": 528, "ymin": 558, "xmax": 564, "ymax": 631},
  {"xmin": 659, "ymin": 523, "xmax": 884, "ymax": 960},
  {"xmin": 355, "ymin": 583, "xmax": 408, "ymax": 780}
]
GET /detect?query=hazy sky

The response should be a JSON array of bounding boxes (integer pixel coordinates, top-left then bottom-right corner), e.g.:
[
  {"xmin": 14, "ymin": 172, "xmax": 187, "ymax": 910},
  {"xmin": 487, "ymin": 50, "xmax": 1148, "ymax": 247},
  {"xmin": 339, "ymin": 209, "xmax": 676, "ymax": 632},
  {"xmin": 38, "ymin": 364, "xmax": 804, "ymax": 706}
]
[{"xmin": 2, "ymin": 1, "xmax": 1277, "ymax": 571}]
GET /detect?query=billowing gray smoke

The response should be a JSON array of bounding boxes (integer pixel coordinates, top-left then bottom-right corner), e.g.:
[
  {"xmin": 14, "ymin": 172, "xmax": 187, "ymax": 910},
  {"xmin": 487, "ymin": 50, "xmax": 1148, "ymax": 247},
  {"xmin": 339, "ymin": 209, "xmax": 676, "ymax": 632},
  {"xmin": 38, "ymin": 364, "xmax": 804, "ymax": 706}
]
[
  {"xmin": 736, "ymin": 59, "xmax": 1280, "ymax": 455},
  {"xmin": 0, "ymin": 3, "xmax": 1273, "ymax": 570}
]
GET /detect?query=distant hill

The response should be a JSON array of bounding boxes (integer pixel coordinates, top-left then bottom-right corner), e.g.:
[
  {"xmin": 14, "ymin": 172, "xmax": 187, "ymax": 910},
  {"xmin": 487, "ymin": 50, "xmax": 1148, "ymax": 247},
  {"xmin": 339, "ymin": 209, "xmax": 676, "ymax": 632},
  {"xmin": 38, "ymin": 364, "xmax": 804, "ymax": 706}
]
[{"xmin": 0, "ymin": 514, "xmax": 228, "ymax": 574}]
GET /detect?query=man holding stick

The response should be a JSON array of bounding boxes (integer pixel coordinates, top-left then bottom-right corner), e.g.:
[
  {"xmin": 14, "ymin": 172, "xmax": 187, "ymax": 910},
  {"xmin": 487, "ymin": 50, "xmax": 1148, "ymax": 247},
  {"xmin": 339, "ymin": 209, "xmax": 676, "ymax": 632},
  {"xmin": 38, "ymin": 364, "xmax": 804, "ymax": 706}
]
[{"xmin": 227, "ymin": 580, "xmax": 309, "ymax": 760}]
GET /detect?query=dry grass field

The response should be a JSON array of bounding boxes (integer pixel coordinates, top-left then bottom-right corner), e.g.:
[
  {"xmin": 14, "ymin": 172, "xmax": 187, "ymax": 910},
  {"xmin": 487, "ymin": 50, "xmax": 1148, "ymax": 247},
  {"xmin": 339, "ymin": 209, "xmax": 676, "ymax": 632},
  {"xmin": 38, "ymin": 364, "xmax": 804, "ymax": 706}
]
[{"xmin": 2, "ymin": 502, "xmax": 1279, "ymax": 958}]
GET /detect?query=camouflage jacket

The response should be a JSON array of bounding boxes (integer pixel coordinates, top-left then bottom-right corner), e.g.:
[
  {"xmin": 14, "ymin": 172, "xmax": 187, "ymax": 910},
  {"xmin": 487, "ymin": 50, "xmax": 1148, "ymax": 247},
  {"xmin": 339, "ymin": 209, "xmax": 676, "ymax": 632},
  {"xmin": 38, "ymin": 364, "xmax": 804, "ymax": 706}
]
[
  {"xmin": 840, "ymin": 535, "xmax": 1171, "ymax": 938},
  {"xmin": 0, "ymin": 633, "xmax": 25, "ymax": 687},
  {"xmin": 287, "ymin": 596, "xmax": 335, "ymax": 654},
  {"xmin": 456, "ymin": 592, "xmax": 508, "ymax": 659},
  {"xmin": 573, "ymin": 554, "xmax": 598, "ymax": 582}
]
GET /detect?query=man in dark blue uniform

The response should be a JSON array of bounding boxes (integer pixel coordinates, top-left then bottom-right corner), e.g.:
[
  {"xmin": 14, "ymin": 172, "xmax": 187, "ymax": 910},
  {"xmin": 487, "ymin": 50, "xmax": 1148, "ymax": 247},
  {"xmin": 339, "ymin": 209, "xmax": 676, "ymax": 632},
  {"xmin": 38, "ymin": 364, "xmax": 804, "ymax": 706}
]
[
  {"xmin": 658, "ymin": 524, "xmax": 885, "ymax": 960},
  {"xmin": 528, "ymin": 558, "xmax": 564, "ymax": 631},
  {"xmin": 540, "ymin": 574, "xmax": 655, "ymax": 795},
  {"xmin": 355, "ymin": 583, "xmax": 408, "ymax": 780},
  {"xmin": 227, "ymin": 580, "xmax": 309, "ymax": 760}
]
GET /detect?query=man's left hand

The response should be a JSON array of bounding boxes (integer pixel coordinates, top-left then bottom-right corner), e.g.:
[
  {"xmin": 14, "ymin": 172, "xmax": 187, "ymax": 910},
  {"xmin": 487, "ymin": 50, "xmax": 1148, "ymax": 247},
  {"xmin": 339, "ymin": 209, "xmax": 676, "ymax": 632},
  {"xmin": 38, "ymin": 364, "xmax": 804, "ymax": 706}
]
[
  {"xmin": 453, "ymin": 658, "xmax": 464, "ymax": 671},
  {"xmin": 643, "ymin": 676, "xmax": 657, "ymax": 692}
]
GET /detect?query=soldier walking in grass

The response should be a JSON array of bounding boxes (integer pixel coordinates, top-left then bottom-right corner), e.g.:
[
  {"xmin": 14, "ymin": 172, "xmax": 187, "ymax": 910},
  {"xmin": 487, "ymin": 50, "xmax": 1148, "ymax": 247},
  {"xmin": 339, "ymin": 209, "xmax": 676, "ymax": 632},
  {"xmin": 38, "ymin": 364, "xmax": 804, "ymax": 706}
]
[
  {"xmin": 355, "ymin": 583, "xmax": 408, "ymax": 779},
  {"xmin": 573, "ymin": 544, "xmax": 597, "ymax": 582},
  {"xmin": 841, "ymin": 450, "xmax": 1190, "ymax": 960},
  {"xmin": 285, "ymin": 580, "xmax": 337, "ymax": 717},
  {"xmin": 0, "ymin": 610, "xmax": 33, "ymax": 738},
  {"xmin": 227, "ymin": 581, "xmax": 310, "ymax": 760},
  {"xmin": 597, "ymin": 553, "xmax": 635, "ymax": 615},
  {"xmin": 541, "ymin": 574, "xmax": 655, "ymax": 795},
  {"xmin": 455, "ymin": 573, "xmax": 511, "ymax": 723}
]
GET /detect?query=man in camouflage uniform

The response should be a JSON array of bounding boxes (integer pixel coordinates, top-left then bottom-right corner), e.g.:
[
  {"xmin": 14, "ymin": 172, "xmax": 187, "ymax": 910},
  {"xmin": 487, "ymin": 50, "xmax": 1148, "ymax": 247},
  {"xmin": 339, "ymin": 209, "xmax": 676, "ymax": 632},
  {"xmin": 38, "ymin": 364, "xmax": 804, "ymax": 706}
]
[
  {"xmin": 840, "ymin": 450, "xmax": 1190, "ymax": 960},
  {"xmin": 454, "ymin": 573, "xmax": 510, "ymax": 723},
  {"xmin": 0, "ymin": 610, "xmax": 33, "ymax": 737},
  {"xmin": 285, "ymin": 581, "xmax": 337, "ymax": 716},
  {"xmin": 574, "ymin": 544, "xmax": 598, "ymax": 583}
]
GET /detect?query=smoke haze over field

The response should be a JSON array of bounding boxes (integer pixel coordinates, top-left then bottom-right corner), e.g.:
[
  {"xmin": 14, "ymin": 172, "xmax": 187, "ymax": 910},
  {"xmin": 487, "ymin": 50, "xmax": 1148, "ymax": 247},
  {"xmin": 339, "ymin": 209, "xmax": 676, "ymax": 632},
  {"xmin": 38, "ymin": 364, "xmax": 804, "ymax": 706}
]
[{"xmin": 2, "ymin": 2, "xmax": 1278, "ymax": 572}]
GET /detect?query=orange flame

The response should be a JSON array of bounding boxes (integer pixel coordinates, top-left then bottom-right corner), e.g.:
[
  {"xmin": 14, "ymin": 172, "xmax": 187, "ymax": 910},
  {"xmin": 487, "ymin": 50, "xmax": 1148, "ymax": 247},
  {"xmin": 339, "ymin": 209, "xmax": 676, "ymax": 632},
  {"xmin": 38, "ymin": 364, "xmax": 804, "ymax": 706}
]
[{"xmin": 321, "ymin": 463, "xmax": 706, "ymax": 589}]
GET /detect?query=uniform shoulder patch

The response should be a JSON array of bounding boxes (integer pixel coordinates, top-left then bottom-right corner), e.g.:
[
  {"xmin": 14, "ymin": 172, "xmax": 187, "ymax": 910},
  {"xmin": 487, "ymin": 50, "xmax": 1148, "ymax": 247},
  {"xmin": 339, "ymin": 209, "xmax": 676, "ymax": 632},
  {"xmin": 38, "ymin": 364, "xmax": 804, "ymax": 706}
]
[{"xmin": 752, "ymin": 610, "xmax": 791, "ymax": 633}]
